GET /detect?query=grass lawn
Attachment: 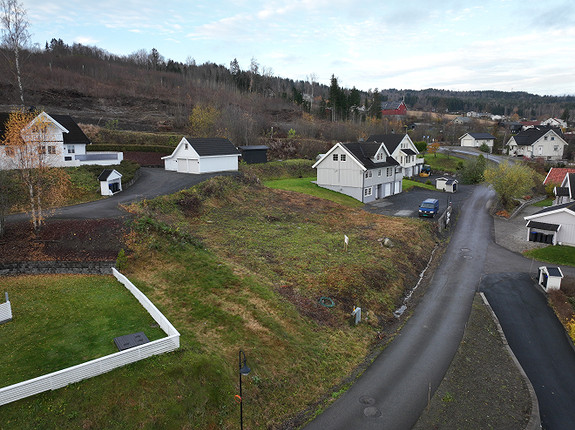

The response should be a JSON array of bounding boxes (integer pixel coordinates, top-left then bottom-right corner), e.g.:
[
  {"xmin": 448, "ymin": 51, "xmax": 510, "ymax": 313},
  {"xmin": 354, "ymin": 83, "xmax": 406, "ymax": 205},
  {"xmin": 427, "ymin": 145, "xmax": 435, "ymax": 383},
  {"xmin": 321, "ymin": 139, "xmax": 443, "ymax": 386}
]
[
  {"xmin": 0, "ymin": 275, "xmax": 165, "ymax": 388},
  {"xmin": 524, "ymin": 245, "xmax": 575, "ymax": 266},
  {"xmin": 403, "ymin": 178, "xmax": 436, "ymax": 191},
  {"xmin": 424, "ymin": 153, "xmax": 460, "ymax": 173},
  {"xmin": 533, "ymin": 198, "xmax": 554, "ymax": 207},
  {"xmin": 264, "ymin": 177, "xmax": 364, "ymax": 208}
]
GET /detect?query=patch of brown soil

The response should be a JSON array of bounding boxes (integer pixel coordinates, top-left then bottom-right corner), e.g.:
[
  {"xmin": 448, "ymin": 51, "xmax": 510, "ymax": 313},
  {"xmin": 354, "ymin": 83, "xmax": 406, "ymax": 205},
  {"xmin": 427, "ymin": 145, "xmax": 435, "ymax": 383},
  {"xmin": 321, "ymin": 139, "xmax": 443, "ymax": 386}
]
[{"xmin": 0, "ymin": 219, "xmax": 127, "ymax": 262}]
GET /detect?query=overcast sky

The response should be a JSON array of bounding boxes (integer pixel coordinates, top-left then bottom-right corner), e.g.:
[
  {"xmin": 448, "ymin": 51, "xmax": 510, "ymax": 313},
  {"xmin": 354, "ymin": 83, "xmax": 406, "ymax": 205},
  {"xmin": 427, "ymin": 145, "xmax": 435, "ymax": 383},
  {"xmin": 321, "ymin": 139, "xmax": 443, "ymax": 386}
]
[{"xmin": 20, "ymin": 0, "xmax": 575, "ymax": 96}]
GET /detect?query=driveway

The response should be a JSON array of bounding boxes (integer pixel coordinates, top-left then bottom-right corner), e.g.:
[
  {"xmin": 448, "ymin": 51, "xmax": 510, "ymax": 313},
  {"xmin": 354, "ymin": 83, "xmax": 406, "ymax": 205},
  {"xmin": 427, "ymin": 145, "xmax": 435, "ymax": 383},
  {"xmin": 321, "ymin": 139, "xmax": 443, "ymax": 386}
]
[
  {"xmin": 8, "ymin": 168, "xmax": 234, "ymax": 221},
  {"xmin": 363, "ymin": 177, "xmax": 474, "ymax": 219},
  {"xmin": 481, "ymin": 273, "xmax": 575, "ymax": 430}
]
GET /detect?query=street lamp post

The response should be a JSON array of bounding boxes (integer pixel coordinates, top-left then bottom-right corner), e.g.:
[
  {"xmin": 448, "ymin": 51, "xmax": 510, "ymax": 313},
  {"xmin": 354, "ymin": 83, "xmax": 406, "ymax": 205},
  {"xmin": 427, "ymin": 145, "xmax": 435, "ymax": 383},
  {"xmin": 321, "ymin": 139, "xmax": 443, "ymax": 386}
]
[{"xmin": 238, "ymin": 350, "xmax": 251, "ymax": 430}]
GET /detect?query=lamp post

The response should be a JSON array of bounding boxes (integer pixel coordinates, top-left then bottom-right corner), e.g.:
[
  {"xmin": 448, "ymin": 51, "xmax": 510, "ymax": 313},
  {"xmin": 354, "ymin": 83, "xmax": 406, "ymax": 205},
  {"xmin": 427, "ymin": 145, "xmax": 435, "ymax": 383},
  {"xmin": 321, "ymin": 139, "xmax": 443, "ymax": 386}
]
[{"xmin": 238, "ymin": 349, "xmax": 251, "ymax": 430}]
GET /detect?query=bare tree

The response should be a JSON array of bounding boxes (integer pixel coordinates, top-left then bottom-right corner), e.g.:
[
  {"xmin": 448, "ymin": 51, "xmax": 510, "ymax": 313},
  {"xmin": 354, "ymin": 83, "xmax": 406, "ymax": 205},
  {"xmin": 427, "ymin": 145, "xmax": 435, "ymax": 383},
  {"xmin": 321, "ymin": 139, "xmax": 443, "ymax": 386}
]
[{"xmin": 0, "ymin": 0, "xmax": 30, "ymax": 105}]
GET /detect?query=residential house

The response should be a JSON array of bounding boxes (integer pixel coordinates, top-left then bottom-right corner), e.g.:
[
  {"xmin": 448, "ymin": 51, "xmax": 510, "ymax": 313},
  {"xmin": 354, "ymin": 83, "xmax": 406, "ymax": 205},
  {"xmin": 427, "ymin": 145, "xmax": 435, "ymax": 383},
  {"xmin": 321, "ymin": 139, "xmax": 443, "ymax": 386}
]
[
  {"xmin": 506, "ymin": 125, "xmax": 567, "ymax": 160},
  {"xmin": 0, "ymin": 111, "xmax": 123, "ymax": 170},
  {"xmin": 544, "ymin": 167, "xmax": 575, "ymax": 186},
  {"xmin": 524, "ymin": 201, "xmax": 575, "ymax": 246},
  {"xmin": 452, "ymin": 116, "xmax": 472, "ymax": 125},
  {"xmin": 381, "ymin": 101, "xmax": 407, "ymax": 116},
  {"xmin": 162, "ymin": 137, "xmax": 240, "ymax": 174},
  {"xmin": 553, "ymin": 173, "xmax": 575, "ymax": 205},
  {"xmin": 541, "ymin": 118, "xmax": 567, "ymax": 129},
  {"xmin": 366, "ymin": 134, "xmax": 422, "ymax": 177},
  {"xmin": 312, "ymin": 141, "xmax": 403, "ymax": 203},
  {"xmin": 459, "ymin": 132, "xmax": 496, "ymax": 152}
]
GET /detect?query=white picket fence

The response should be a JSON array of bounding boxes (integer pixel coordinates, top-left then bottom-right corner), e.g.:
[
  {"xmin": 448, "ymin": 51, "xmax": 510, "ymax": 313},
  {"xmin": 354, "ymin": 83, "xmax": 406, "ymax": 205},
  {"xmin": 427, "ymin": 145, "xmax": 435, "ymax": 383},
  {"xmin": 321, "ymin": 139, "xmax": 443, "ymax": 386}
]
[
  {"xmin": 0, "ymin": 268, "xmax": 180, "ymax": 406},
  {"xmin": 0, "ymin": 295, "xmax": 12, "ymax": 323}
]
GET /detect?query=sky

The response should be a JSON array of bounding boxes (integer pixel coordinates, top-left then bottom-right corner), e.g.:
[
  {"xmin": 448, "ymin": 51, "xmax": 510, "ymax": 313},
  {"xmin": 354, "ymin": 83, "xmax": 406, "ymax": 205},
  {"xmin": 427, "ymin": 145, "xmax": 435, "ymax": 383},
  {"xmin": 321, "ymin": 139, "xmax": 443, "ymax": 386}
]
[{"xmin": 18, "ymin": 0, "xmax": 575, "ymax": 96}]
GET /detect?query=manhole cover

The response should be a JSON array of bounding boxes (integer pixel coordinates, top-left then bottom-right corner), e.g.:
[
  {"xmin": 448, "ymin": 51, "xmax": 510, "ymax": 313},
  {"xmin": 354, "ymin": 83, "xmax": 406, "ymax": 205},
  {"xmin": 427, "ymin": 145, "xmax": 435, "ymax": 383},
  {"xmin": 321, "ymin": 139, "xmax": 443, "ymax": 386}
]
[
  {"xmin": 363, "ymin": 406, "xmax": 382, "ymax": 417},
  {"xmin": 359, "ymin": 396, "xmax": 375, "ymax": 405}
]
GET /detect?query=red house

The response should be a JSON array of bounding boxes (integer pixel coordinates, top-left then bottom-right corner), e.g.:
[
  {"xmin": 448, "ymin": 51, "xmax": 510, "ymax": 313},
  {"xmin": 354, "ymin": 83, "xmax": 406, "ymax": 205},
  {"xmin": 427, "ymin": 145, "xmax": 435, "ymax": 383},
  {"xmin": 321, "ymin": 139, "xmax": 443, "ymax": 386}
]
[{"xmin": 381, "ymin": 101, "xmax": 407, "ymax": 116}]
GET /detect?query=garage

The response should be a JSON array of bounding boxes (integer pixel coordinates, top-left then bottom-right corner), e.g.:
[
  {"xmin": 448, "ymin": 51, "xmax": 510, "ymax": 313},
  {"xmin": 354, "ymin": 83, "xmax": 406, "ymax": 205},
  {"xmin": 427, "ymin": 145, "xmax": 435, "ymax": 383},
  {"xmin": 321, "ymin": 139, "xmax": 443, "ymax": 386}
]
[{"xmin": 163, "ymin": 137, "xmax": 240, "ymax": 174}]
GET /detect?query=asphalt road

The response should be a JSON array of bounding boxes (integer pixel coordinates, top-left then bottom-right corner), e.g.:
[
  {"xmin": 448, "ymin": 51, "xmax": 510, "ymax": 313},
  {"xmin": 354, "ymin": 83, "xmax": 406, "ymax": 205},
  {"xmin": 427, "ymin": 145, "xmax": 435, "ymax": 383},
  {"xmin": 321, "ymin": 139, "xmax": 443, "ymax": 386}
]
[
  {"xmin": 8, "ymin": 168, "xmax": 233, "ymax": 221},
  {"xmin": 305, "ymin": 185, "xmax": 495, "ymax": 429},
  {"xmin": 481, "ymin": 274, "xmax": 575, "ymax": 430}
]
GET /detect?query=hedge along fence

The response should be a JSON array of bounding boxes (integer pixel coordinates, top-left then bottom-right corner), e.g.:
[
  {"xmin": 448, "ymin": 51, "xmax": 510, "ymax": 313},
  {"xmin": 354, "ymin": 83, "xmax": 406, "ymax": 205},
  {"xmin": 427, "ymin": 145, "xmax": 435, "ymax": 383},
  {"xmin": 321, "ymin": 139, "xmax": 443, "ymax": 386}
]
[{"xmin": 0, "ymin": 268, "xmax": 180, "ymax": 406}]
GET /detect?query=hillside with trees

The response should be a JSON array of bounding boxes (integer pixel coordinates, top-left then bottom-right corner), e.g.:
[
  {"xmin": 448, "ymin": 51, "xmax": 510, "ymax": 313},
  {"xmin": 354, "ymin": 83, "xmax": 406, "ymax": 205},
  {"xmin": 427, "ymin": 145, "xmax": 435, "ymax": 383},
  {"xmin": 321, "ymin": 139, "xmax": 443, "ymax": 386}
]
[{"xmin": 1, "ymin": 38, "xmax": 574, "ymax": 149}]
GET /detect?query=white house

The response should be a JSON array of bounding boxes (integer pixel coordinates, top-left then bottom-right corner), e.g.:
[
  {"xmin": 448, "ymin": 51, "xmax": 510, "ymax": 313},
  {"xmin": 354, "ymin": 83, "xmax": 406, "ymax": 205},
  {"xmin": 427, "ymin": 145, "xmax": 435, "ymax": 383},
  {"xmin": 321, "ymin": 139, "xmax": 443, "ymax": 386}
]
[
  {"xmin": 366, "ymin": 134, "xmax": 422, "ymax": 177},
  {"xmin": 541, "ymin": 118, "xmax": 567, "ymax": 129},
  {"xmin": 312, "ymin": 141, "xmax": 403, "ymax": 203},
  {"xmin": 553, "ymin": 172, "xmax": 575, "ymax": 205},
  {"xmin": 459, "ymin": 132, "xmax": 495, "ymax": 152},
  {"xmin": 524, "ymin": 201, "xmax": 575, "ymax": 246},
  {"xmin": 0, "ymin": 111, "xmax": 123, "ymax": 170},
  {"xmin": 506, "ymin": 125, "xmax": 567, "ymax": 160},
  {"xmin": 98, "ymin": 169, "xmax": 123, "ymax": 196},
  {"xmin": 162, "ymin": 137, "xmax": 240, "ymax": 174}
]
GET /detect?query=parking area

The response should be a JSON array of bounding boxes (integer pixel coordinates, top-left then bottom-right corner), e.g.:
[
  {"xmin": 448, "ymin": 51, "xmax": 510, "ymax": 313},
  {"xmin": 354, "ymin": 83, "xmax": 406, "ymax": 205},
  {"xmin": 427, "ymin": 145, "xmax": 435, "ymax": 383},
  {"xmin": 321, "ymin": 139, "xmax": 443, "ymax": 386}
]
[{"xmin": 364, "ymin": 174, "xmax": 475, "ymax": 219}]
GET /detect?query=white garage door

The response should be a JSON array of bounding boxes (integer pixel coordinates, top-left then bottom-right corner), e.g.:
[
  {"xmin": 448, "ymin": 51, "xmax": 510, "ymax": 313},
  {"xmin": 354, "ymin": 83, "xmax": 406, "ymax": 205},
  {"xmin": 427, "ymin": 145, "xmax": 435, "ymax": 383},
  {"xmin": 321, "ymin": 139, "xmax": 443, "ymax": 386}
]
[{"xmin": 177, "ymin": 158, "xmax": 189, "ymax": 173}]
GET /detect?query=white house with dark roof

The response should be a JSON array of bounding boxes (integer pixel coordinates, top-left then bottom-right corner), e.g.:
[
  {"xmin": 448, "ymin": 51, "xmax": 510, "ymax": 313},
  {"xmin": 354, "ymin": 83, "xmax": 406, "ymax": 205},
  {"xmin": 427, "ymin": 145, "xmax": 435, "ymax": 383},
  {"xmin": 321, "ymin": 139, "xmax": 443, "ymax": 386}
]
[
  {"xmin": 98, "ymin": 169, "xmax": 123, "ymax": 196},
  {"xmin": 459, "ymin": 132, "xmax": 495, "ymax": 152},
  {"xmin": 162, "ymin": 137, "xmax": 240, "ymax": 174},
  {"xmin": 312, "ymin": 141, "xmax": 403, "ymax": 203},
  {"xmin": 524, "ymin": 201, "xmax": 575, "ymax": 246},
  {"xmin": 0, "ymin": 111, "xmax": 122, "ymax": 170},
  {"xmin": 553, "ymin": 173, "xmax": 575, "ymax": 205},
  {"xmin": 506, "ymin": 125, "xmax": 567, "ymax": 160},
  {"xmin": 366, "ymin": 134, "xmax": 421, "ymax": 177}
]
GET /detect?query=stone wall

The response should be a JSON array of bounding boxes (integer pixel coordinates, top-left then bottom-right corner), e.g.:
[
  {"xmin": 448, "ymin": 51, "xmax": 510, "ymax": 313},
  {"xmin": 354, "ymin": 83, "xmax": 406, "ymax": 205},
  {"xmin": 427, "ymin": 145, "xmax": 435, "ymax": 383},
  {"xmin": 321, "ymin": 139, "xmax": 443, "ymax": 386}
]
[{"xmin": 0, "ymin": 261, "xmax": 114, "ymax": 276}]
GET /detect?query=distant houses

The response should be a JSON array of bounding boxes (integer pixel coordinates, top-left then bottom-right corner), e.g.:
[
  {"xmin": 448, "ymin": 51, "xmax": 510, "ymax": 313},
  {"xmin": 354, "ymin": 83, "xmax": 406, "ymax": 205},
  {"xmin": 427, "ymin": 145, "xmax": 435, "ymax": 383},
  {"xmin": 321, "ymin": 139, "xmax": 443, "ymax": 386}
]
[{"xmin": 459, "ymin": 132, "xmax": 495, "ymax": 152}]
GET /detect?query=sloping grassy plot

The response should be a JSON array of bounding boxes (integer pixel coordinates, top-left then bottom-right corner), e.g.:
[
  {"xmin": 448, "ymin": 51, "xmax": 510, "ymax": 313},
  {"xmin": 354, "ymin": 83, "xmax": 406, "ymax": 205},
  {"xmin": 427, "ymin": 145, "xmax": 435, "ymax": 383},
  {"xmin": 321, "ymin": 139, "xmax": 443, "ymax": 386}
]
[
  {"xmin": 264, "ymin": 177, "xmax": 364, "ymax": 208},
  {"xmin": 0, "ymin": 275, "xmax": 165, "ymax": 388},
  {"xmin": 1, "ymin": 176, "xmax": 436, "ymax": 429},
  {"xmin": 524, "ymin": 244, "xmax": 575, "ymax": 266}
]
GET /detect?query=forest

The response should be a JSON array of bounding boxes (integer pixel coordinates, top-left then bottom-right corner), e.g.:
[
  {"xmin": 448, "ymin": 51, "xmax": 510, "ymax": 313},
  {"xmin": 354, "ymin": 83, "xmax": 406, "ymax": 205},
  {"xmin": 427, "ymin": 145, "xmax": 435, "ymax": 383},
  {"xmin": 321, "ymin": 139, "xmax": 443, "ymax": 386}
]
[{"xmin": 1, "ymin": 38, "xmax": 574, "ymax": 146}]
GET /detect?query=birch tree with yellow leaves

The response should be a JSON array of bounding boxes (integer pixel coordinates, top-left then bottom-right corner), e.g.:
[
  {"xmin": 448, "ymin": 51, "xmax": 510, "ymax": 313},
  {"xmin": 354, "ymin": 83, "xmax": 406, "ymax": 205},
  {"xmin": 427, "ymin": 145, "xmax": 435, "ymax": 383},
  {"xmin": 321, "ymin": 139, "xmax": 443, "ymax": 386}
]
[{"xmin": 1, "ymin": 110, "xmax": 70, "ymax": 231}]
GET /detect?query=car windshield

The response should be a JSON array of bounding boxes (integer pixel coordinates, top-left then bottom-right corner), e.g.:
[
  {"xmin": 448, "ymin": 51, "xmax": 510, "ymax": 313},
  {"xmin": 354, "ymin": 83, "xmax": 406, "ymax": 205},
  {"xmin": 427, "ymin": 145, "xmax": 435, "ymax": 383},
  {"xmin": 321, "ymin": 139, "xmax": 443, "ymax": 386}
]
[{"xmin": 421, "ymin": 202, "xmax": 436, "ymax": 208}]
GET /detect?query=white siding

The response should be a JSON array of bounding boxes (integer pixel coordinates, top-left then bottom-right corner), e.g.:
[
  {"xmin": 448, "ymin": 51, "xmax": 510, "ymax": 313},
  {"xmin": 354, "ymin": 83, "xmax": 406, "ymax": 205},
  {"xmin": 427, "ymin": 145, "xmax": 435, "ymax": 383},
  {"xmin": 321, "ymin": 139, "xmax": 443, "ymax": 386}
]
[{"xmin": 199, "ymin": 155, "xmax": 238, "ymax": 173}]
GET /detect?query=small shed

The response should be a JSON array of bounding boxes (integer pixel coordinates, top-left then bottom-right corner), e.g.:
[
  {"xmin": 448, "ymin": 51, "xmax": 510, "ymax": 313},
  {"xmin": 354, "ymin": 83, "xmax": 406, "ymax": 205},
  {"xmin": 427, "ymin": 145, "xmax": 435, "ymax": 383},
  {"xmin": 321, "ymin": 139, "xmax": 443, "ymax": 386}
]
[
  {"xmin": 239, "ymin": 145, "xmax": 269, "ymax": 164},
  {"xmin": 436, "ymin": 177, "xmax": 458, "ymax": 193},
  {"xmin": 538, "ymin": 266, "xmax": 564, "ymax": 292},
  {"xmin": 98, "ymin": 169, "xmax": 123, "ymax": 196}
]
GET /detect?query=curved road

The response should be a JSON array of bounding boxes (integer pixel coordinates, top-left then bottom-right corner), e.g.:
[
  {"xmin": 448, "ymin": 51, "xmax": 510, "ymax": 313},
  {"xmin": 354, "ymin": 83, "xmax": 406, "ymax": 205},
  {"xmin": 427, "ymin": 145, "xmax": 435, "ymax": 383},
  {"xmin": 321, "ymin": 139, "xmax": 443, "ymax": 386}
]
[
  {"xmin": 8, "ymin": 168, "xmax": 232, "ymax": 221},
  {"xmin": 305, "ymin": 185, "xmax": 495, "ymax": 429}
]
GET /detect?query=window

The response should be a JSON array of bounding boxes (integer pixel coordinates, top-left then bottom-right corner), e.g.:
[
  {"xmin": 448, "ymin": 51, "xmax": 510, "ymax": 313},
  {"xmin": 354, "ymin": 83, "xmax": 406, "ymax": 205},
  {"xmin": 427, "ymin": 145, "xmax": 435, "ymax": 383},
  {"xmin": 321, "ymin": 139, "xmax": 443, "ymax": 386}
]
[
  {"xmin": 554, "ymin": 145, "xmax": 559, "ymax": 151},
  {"xmin": 365, "ymin": 171, "xmax": 372, "ymax": 178},
  {"xmin": 333, "ymin": 154, "xmax": 339, "ymax": 161},
  {"xmin": 47, "ymin": 146, "xmax": 56, "ymax": 154},
  {"xmin": 38, "ymin": 146, "xmax": 46, "ymax": 155},
  {"xmin": 67, "ymin": 145, "xmax": 75, "ymax": 154},
  {"xmin": 551, "ymin": 136, "xmax": 555, "ymax": 141},
  {"xmin": 65, "ymin": 156, "xmax": 72, "ymax": 161},
  {"xmin": 340, "ymin": 154, "xmax": 346, "ymax": 162},
  {"xmin": 364, "ymin": 187, "xmax": 372, "ymax": 197},
  {"xmin": 185, "ymin": 143, "xmax": 189, "ymax": 150},
  {"xmin": 387, "ymin": 168, "xmax": 392, "ymax": 176},
  {"xmin": 378, "ymin": 169, "xmax": 381, "ymax": 176},
  {"xmin": 544, "ymin": 136, "xmax": 548, "ymax": 140}
]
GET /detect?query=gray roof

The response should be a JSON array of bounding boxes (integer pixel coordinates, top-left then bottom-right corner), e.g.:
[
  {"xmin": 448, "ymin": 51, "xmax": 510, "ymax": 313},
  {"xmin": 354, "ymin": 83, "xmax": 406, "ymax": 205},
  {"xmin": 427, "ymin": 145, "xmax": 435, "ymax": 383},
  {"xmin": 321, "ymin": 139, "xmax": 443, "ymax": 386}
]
[
  {"xmin": 547, "ymin": 267, "xmax": 563, "ymax": 277},
  {"xmin": 526, "ymin": 220, "xmax": 560, "ymax": 232},
  {"xmin": 532, "ymin": 200, "xmax": 575, "ymax": 215},
  {"xmin": 512, "ymin": 125, "xmax": 563, "ymax": 146},
  {"xmin": 342, "ymin": 142, "xmax": 399, "ymax": 169},
  {"xmin": 468, "ymin": 133, "xmax": 495, "ymax": 140},
  {"xmin": 186, "ymin": 138, "xmax": 240, "ymax": 156},
  {"xmin": 366, "ymin": 134, "xmax": 405, "ymax": 154}
]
